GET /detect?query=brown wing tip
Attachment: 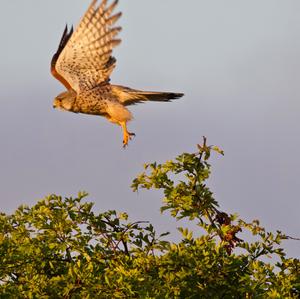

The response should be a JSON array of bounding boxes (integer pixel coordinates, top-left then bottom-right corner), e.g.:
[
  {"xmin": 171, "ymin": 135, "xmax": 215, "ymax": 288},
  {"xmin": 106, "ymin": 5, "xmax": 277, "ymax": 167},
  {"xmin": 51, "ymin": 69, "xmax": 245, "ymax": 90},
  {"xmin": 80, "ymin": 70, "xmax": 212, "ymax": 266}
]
[
  {"xmin": 52, "ymin": 25, "xmax": 73, "ymax": 58},
  {"xmin": 107, "ymin": 12, "xmax": 122, "ymax": 25},
  {"xmin": 157, "ymin": 92, "xmax": 184, "ymax": 101},
  {"xmin": 112, "ymin": 39, "xmax": 122, "ymax": 47},
  {"xmin": 169, "ymin": 93, "xmax": 184, "ymax": 99}
]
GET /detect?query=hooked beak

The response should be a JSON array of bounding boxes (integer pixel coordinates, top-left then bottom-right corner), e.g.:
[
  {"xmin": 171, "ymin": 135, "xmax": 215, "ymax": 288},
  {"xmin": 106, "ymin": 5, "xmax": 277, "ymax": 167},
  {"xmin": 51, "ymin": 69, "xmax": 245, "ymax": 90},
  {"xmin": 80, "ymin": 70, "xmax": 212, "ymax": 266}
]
[{"xmin": 53, "ymin": 99, "xmax": 59, "ymax": 109}]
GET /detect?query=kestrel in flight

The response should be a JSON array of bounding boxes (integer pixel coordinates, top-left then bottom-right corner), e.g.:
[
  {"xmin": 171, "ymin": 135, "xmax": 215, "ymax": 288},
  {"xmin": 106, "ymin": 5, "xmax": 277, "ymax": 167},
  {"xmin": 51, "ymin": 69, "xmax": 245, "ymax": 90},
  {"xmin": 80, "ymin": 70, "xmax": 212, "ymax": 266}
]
[{"xmin": 51, "ymin": 0, "xmax": 183, "ymax": 147}]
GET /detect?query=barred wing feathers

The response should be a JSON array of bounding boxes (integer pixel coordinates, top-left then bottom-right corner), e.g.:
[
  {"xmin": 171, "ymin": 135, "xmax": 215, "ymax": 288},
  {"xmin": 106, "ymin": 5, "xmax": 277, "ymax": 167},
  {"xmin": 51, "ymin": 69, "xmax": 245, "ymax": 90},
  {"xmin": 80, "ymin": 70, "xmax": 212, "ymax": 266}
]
[{"xmin": 53, "ymin": 0, "xmax": 122, "ymax": 93}]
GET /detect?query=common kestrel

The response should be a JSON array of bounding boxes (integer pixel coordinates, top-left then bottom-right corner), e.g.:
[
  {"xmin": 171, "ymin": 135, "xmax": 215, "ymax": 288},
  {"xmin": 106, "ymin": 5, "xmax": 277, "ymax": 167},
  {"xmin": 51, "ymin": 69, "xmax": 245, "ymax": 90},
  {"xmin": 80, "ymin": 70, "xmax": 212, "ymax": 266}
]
[{"xmin": 51, "ymin": 0, "xmax": 183, "ymax": 147}]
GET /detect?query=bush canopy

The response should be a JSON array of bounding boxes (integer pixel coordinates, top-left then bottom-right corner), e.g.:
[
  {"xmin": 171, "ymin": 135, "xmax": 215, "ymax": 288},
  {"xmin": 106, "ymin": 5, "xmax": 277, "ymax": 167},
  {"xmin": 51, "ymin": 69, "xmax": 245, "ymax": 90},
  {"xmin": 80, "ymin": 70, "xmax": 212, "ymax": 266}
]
[{"xmin": 0, "ymin": 138, "xmax": 299, "ymax": 298}]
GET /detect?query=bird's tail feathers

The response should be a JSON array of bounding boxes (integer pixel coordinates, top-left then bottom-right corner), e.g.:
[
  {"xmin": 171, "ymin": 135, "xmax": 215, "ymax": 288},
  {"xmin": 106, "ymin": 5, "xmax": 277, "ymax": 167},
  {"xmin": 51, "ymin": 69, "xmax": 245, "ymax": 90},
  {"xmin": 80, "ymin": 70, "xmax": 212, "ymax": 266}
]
[{"xmin": 112, "ymin": 85, "xmax": 184, "ymax": 106}]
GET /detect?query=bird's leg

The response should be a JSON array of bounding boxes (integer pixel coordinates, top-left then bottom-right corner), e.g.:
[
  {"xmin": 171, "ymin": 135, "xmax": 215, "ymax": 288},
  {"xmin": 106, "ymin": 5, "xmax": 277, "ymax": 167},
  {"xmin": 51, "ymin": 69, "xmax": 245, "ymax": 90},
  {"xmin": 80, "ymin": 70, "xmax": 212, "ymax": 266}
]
[{"xmin": 120, "ymin": 121, "xmax": 135, "ymax": 148}]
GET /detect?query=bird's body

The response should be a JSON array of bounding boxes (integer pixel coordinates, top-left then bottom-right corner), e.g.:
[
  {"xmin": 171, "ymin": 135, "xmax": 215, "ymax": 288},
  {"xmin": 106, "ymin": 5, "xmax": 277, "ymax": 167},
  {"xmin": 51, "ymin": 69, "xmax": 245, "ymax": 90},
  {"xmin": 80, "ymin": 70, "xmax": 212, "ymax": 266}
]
[
  {"xmin": 51, "ymin": 0, "xmax": 183, "ymax": 147},
  {"xmin": 75, "ymin": 86, "xmax": 115, "ymax": 116}
]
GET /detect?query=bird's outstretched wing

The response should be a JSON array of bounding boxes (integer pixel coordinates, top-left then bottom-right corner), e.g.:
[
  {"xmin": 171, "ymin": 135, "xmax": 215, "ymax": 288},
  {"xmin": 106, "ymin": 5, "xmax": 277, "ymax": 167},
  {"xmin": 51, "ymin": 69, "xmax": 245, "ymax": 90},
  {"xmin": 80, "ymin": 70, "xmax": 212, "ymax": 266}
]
[
  {"xmin": 52, "ymin": 0, "xmax": 122, "ymax": 93},
  {"xmin": 51, "ymin": 25, "xmax": 74, "ymax": 90}
]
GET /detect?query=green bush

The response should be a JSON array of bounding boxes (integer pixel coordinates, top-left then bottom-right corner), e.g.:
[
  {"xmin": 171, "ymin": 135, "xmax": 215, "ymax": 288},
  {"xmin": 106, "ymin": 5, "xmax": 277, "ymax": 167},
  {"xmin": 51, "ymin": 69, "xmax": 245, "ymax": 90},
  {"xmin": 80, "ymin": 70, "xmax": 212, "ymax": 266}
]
[{"xmin": 0, "ymin": 138, "xmax": 299, "ymax": 298}]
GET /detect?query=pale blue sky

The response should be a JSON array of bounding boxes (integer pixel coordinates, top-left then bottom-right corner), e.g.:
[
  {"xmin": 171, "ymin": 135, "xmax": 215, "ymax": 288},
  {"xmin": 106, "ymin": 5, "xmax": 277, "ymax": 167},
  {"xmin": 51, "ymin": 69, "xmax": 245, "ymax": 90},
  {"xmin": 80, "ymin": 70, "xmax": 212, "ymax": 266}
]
[{"xmin": 0, "ymin": 0, "xmax": 299, "ymax": 257}]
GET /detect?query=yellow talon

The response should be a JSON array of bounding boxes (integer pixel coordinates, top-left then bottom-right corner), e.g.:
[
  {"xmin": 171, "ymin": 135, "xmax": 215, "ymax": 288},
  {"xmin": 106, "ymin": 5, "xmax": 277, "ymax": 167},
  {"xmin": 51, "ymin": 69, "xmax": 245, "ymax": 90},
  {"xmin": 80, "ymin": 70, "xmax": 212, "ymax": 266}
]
[{"xmin": 121, "ymin": 122, "xmax": 135, "ymax": 148}]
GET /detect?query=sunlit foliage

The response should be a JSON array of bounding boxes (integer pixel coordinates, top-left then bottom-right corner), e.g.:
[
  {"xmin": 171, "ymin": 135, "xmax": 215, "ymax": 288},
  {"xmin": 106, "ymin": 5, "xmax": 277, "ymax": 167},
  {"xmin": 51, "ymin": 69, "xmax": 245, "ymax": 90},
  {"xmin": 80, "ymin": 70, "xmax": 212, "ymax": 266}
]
[{"xmin": 0, "ymin": 139, "xmax": 299, "ymax": 298}]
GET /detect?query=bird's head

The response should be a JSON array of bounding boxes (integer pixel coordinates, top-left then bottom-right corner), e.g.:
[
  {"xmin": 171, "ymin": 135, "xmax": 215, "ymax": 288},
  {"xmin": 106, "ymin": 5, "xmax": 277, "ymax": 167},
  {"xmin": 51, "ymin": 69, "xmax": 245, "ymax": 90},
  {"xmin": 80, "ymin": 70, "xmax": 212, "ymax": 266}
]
[{"xmin": 53, "ymin": 90, "xmax": 76, "ymax": 111}]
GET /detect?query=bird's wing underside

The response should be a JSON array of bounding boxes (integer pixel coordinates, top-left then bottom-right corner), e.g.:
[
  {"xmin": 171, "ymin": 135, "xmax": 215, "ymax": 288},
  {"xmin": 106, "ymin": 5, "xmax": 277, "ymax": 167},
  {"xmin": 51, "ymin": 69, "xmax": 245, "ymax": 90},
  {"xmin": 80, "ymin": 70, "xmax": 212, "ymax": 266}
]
[{"xmin": 53, "ymin": 0, "xmax": 122, "ymax": 93}]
